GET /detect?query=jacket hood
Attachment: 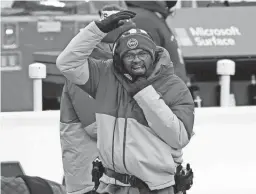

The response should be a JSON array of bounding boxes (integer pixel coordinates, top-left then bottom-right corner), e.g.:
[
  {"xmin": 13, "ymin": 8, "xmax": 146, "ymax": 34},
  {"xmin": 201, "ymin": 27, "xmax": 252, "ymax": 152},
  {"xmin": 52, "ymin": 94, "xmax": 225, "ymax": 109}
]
[
  {"xmin": 91, "ymin": 42, "xmax": 113, "ymax": 60},
  {"xmin": 148, "ymin": 46, "xmax": 174, "ymax": 80},
  {"xmin": 126, "ymin": 1, "xmax": 169, "ymax": 18},
  {"xmin": 92, "ymin": 28, "xmax": 124, "ymax": 60},
  {"xmin": 102, "ymin": 28, "xmax": 119, "ymax": 43}
]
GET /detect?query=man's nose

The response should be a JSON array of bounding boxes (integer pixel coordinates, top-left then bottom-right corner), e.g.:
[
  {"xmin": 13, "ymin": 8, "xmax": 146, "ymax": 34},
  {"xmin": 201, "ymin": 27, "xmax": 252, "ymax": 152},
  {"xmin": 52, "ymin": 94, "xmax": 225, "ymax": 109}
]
[{"xmin": 133, "ymin": 55, "xmax": 141, "ymax": 62}]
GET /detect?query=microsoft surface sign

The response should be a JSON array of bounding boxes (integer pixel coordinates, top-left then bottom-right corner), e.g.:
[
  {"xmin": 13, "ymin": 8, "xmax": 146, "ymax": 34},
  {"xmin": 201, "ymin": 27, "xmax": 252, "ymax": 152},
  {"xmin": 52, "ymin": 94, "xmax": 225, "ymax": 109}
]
[
  {"xmin": 177, "ymin": 26, "xmax": 241, "ymax": 47},
  {"xmin": 167, "ymin": 7, "xmax": 256, "ymax": 58}
]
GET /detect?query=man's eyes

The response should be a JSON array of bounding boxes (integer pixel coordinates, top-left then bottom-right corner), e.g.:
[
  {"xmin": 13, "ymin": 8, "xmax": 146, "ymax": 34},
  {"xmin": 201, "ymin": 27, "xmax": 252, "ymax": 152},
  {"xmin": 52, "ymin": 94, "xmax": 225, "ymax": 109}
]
[
  {"xmin": 125, "ymin": 52, "xmax": 148, "ymax": 59},
  {"xmin": 125, "ymin": 54, "xmax": 133, "ymax": 58},
  {"xmin": 139, "ymin": 52, "xmax": 148, "ymax": 55}
]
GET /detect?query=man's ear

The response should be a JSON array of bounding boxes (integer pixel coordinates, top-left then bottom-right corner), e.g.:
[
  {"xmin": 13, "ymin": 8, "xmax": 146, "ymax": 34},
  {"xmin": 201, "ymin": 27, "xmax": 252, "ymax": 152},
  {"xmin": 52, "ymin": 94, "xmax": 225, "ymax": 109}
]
[{"xmin": 98, "ymin": 10, "xmax": 102, "ymax": 17}]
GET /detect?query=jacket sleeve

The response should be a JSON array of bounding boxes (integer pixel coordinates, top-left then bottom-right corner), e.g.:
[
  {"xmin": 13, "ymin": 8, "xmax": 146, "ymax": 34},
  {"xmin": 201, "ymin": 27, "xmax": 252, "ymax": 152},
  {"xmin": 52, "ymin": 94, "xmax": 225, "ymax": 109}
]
[
  {"xmin": 56, "ymin": 21, "xmax": 107, "ymax": 97},
  {"xmin": 60, "ymin": 82, "xmax": 98, "ymax": 194},
  {"xmin": 133, "ymin": 82, "xmax": 194, "ymax": 149},
  {"xmin": 159, "ymin": 27, "xmax": 188, "ymax": 83}
]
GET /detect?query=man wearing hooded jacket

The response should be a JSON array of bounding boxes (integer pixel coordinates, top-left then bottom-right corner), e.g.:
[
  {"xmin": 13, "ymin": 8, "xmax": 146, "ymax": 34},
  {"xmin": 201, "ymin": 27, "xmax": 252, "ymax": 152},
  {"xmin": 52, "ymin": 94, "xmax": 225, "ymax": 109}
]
[
  {"xmin": 125, "ymin": 1, "xmax": 188, "ymax": 83},
  {"xmin": 57, "ymin": 10, "xmax": 194, "ymax": 194}
]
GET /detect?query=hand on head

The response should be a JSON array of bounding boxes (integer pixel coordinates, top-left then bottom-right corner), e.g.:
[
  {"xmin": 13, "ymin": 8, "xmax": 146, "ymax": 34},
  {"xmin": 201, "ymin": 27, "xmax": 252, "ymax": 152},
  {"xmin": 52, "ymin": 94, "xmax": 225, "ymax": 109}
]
[{"xmin": 95, "ymin": 11, "xmax": 136, "ymax": 33}]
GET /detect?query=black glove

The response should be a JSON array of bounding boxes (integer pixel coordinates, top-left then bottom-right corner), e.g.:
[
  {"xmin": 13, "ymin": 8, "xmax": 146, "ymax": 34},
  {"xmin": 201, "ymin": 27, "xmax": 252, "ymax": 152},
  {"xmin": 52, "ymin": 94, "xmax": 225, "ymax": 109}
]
[
  {"xmin": 174, "ymin": 164, "xmax": 194, "ymax": 193},
  {"xmin": 95, "ymin": 11, "xmax": 136, "ymax": 33},
  {"xmin": 126, "ymin": 77, "xmax": 150, "ymax": 97},
  {"xmin": 102, "ymin": 20, "xmax": 137, "ymax": 43}
]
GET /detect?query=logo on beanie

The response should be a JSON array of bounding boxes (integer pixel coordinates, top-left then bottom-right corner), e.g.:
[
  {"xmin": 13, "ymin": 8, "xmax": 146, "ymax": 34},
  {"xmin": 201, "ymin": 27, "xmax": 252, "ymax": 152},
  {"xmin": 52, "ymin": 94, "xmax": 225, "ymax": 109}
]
[{"xmin": 127, "ymin": 38, "xmax": 138, "ymax": 49}]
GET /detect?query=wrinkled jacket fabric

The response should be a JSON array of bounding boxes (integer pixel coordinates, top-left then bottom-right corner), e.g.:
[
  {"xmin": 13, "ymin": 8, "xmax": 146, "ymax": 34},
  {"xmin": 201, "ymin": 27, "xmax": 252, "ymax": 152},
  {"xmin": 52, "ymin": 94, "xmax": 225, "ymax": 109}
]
[
  {"xmin": 57, "ymin": 22, "xmax": 194, "ymax": 193},
  {"xmin": 126, "ymin": 1, "xmax": 188, "ymax": 82},
  {"xmin": 60, "ymin": 43, "xmax": 113, "ymax": 194},
  {"xmin": 60, "ymin": 83, "xmax": 97, "ymax": 194}
]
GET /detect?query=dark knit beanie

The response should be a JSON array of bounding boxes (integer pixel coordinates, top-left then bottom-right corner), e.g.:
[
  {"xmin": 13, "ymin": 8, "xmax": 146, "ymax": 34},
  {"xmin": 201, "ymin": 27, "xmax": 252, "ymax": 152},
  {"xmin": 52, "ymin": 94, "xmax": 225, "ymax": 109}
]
[{"xmin": 113, "ymin": 29, "xmax": 157, "ymax": 61}]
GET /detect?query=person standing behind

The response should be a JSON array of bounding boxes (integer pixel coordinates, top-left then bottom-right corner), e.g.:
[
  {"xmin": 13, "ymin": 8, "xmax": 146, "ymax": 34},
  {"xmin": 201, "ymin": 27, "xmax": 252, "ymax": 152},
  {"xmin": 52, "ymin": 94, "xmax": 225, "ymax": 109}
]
[
  {"xmin": 59, "ymin": 4, "xmax": 131, "ymax": 194},
  {"xmin": 125, "ymin": 0, "xmax": 188, "ymax": 83}
]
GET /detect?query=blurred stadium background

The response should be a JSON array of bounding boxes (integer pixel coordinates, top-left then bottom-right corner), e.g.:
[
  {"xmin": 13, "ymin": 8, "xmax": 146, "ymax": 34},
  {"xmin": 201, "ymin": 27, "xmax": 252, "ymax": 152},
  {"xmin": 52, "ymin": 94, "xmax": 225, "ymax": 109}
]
[
  {"xmin": 1, "ymin": 0, "xmax": 256, "ymax": 111},
  {"xmin": 1, "ymin": 1, "xmax": 256, "ymax": 194}
]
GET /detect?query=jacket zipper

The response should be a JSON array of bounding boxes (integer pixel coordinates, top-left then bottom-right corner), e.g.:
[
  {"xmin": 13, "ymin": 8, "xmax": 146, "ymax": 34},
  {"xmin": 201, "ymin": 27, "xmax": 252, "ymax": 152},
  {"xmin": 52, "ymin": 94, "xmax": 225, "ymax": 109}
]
[
  {"xmin": 123, "ymin": 116, "xmax": 128, "ymax": 172},
  {"xmin": 122, "ymin": 102, "xmax": 132, "ymax": 173},
  {"xmin": 122, "ymin": 101, "xmax": 137, "ymax": 173}
]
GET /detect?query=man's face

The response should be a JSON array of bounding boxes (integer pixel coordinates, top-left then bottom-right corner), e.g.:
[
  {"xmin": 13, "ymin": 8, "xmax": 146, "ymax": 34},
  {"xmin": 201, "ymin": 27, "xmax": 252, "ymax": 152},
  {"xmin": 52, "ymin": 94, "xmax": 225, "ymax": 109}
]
[{"xmin": 122, "ymin": 49, "xmax": 152, "ymax": 76}]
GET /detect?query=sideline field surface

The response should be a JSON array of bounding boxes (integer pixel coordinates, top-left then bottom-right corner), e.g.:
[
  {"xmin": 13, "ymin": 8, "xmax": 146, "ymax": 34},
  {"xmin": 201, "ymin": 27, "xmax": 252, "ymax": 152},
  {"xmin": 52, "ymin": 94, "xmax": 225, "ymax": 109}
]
[{"xmin": 1, "ymin": 107, "xmax": 256, "ymax": 194}]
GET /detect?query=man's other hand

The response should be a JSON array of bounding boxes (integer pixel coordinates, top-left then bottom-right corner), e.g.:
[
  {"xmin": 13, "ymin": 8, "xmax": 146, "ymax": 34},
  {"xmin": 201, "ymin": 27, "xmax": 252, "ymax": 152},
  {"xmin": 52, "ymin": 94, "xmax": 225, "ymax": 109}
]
[{"xmin": 126, "ymin": 77, "xmax": 149, "ymax": 97}]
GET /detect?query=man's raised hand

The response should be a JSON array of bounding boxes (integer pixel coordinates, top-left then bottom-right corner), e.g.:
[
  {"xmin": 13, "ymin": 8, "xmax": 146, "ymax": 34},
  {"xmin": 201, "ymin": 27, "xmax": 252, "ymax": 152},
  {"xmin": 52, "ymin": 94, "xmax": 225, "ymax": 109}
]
[{"xmin": 95, "ymin": 11, "xmax": 136, "ymax": 33}]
